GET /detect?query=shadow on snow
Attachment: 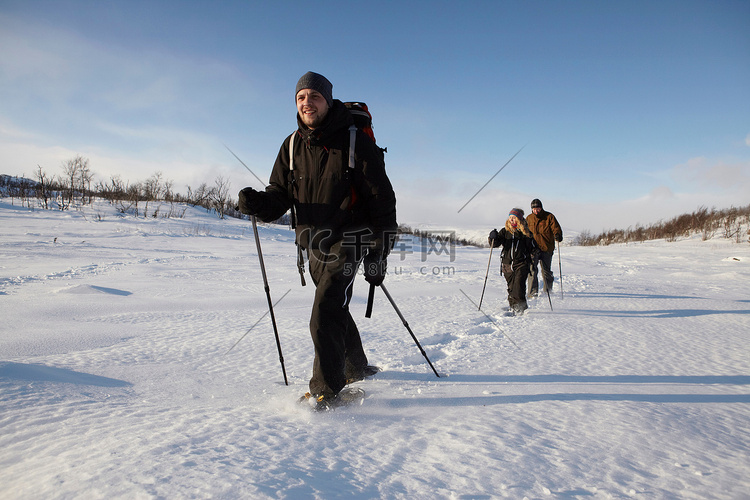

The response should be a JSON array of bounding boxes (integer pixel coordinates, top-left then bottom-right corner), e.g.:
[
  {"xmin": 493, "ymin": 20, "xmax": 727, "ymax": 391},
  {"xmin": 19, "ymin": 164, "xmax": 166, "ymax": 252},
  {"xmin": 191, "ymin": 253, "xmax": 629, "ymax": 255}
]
[
  {"xmin": 372, "ymin": 372, "xmax": 750, "ymax": 406},
  {"xmin": 565, "ymin": 308, "xmax": 750, "ymax": 318},
  {"xmin": 0, "ymin": 362, "xmax": 132, "ymax": 387},
  {"xmin": 380, "ymin": 392, "xmax": 750, "ymax": 407}
]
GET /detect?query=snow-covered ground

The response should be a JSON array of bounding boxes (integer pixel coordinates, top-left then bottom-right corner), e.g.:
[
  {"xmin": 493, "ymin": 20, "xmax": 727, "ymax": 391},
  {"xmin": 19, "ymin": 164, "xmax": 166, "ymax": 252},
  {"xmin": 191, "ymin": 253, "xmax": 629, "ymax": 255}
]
[{"xmin": 1, "ymin": 199, "xmax": 749, "ymax": 499}]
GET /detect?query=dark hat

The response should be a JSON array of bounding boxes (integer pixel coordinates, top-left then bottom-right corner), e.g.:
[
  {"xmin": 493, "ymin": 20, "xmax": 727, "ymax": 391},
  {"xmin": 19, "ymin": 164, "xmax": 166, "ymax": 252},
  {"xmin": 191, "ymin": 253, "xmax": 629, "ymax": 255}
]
[
  {"xmin": 509, "ymin": 208, "xmax": 525, "ymax": 219},
  {"xmin": 295, "ymin": 71, "xmax": 333, "ymax": 108},
  {"xmin": 530, "ymin": 198, "xmax": 543, "ymax": 209}
]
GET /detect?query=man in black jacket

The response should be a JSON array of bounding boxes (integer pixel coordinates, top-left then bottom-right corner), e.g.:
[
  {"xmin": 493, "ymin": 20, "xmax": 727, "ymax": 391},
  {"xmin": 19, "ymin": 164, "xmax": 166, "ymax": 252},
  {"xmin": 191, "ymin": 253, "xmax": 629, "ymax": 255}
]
[{"xmin": 238, "ymin": 72, "xmax": 397, "ymax": 405}]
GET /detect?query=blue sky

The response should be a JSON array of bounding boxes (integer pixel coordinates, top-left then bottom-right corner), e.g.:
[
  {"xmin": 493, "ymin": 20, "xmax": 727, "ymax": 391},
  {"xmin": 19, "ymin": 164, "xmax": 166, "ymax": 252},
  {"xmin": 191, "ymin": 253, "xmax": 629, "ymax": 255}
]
[{"xmin": 1, "ymin": 0, "xmax": 748, "ymax": 233}]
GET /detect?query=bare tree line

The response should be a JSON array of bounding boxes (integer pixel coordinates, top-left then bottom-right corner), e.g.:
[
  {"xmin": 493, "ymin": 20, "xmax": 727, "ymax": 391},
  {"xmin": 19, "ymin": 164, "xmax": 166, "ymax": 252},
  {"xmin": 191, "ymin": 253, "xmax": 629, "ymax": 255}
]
[
  {"xmin": 2, "ymin": 155, "xmax": 237, "ymax": 220},
  {"xmin": 398, "ymin": 224, "xmax": 479, "ymax": 248},
  {"xmin": 573, "ymin": 205, "xmax": 750, "ymax": 246},
  {"xmin": 3, "ymin": 157, "xmax": 748, "ymax": 244}
]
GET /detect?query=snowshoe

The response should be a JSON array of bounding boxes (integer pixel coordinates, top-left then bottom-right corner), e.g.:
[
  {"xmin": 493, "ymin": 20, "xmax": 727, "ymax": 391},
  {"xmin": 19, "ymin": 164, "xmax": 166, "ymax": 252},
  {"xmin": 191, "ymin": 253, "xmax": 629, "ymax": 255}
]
[
  {"xmin": 298, "ymin": 387, "xmax": 366, "ymax": 411},
  {"xmin": 499, "ymin": 304, "xmax": 527, "ymax": 317},
  {"xmin": 511, "ymin": 301, "xmax": 528, "ymax": 316}
]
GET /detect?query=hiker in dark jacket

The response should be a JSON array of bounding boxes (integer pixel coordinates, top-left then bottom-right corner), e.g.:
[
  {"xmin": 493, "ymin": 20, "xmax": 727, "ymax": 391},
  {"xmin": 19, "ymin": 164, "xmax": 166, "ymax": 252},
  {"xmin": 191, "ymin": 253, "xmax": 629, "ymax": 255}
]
[
  {"xmin": 488, "ymin": 208, "xmax": 536, "ymax": 315},
  {"xmin": 238, "ymin": 72, "xmax": 397, "ymax": 405},
  {"xmin": 526, "ymin": 198, "xmax": 563, "ymax": 297}
]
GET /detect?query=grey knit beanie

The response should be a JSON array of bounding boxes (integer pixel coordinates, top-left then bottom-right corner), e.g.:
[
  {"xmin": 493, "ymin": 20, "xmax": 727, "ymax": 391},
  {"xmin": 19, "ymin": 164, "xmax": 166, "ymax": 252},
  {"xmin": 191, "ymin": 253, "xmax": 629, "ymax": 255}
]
[{"xmin": 295, "ymin": 71, "xmax": 333, "ymax": 107}]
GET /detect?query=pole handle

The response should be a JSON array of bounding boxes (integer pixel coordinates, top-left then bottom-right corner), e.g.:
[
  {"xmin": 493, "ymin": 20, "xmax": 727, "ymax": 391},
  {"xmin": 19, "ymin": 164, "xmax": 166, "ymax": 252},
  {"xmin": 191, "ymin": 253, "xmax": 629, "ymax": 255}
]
[{"xmin": 365, "ymin": 283, "xmax": 376, "ymax": 318}]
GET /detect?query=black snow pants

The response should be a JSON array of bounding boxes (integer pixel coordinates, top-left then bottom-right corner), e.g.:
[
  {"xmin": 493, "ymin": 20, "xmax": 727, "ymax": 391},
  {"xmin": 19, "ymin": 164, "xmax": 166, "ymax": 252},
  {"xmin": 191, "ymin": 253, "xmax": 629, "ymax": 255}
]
[
  {"xmin": 307, "ymin": 242, "xmax": 369, "ymax": 397},
  {"xmin": 528, "ymin": 250, "xmax": 554, "ymax": 296},
  {"xmin": 503, "ymin": 262, "xmax": 529, "ymax": 313}
]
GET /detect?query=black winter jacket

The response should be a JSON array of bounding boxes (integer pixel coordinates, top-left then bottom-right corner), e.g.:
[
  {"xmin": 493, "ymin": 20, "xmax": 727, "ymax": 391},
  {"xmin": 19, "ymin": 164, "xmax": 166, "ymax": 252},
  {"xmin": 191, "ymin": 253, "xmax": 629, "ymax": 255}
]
[
  {"xmin": 254, "ymin": 100, "xmax": 397, "ymax": 252},
  {"xmin": 489, "ymin": 228, "xmax": 535, "ymax": 270}
]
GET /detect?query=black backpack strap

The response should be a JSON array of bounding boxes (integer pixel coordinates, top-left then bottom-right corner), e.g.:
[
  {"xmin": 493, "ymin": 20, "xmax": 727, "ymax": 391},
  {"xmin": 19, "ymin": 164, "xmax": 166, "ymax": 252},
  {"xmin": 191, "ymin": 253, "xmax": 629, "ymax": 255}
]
[
  {"xmin": 287, "ymin": 131, "xmax": 306, "ymax": 286},
  {"xmin": 296, "ymin": 243, "xmax": 306, "ymax": 287}
]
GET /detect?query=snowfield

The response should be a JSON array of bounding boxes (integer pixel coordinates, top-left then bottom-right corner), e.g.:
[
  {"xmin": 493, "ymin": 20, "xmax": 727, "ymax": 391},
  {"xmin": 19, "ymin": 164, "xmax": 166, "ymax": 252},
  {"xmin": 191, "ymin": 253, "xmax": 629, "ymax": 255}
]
[{"xmin": 1, "ymin": 199, "xmax": 749, "ymax": 499}]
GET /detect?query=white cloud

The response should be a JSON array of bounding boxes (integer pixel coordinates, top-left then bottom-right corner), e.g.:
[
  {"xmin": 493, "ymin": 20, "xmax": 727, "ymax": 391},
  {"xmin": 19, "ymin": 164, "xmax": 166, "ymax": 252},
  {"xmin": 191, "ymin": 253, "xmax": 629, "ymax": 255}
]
[
  {"xmin": 646, "ymin": 185, "xmax": 675, "ymax": 200},
  {"xmin": 0, "ymin": 118, "xmax": 37, "ymax": 141},
  {"xmin": 0, "ymin": 13, "xmax": 274, "ymax": 199},
  {"xmin": 0, "ymin": 18, "xmax": 69, "ymax": 79},
  {"xmin": 673, "ymin": 156, "xmax": 750, "ymax": 191}
]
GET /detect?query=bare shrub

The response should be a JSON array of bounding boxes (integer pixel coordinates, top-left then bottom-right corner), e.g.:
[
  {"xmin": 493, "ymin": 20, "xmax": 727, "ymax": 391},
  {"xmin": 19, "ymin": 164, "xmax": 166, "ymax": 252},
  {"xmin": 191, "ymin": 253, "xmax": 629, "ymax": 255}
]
[{"xmin": 575, "ymin": 204, "xmax": 750, "ymax": 246}]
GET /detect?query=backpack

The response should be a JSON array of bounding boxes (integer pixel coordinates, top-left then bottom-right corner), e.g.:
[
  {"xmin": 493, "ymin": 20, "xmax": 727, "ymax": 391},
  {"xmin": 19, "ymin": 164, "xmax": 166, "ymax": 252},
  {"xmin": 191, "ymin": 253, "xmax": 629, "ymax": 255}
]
[{"xmin": 344, "ymin": 101, "xmax": 387, "ymax": 152}]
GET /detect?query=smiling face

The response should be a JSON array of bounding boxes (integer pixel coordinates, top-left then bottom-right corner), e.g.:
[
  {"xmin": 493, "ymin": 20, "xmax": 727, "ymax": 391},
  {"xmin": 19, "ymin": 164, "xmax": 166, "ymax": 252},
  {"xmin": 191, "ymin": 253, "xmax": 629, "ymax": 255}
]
[{"xmin": 296, "ymin": 89, "xmax": 329, "ymax": 129}]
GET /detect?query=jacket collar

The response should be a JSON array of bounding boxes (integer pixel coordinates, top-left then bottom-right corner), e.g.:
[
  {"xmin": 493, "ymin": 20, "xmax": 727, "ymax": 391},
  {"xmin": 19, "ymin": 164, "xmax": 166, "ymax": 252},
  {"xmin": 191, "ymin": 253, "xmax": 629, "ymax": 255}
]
[{"xmin": 296, "ymin": 99, "xmax": 353, "ymax": 146}]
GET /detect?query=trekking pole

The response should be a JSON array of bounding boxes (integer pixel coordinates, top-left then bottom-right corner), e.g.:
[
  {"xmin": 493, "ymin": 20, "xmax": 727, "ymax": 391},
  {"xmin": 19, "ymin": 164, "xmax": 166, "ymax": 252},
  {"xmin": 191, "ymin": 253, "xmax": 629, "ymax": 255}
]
[
  {"xmin": 379, "ymin": 284, "xmax": 440, "ymax": 378},
  {"xmin": 252, "ymin": 215, "xmax": 288, "ymax": 385},
  {"xmin": 226, "ymin": 289, "xmax": 291, "ymax": 355},
  {"xmin": 557, "ymin": 246, "xmax": 564, "ymax": 299},
  {"xmin": 460, "ymin": 289, "xmax": 520, "ymax": 349},
  {"xmin": 223, "ymin": 144, "xmax": 288, "ymax": 385},
  {"xmin": 478, "ymin": 246, "xmax": 494, "ymax": 310}
]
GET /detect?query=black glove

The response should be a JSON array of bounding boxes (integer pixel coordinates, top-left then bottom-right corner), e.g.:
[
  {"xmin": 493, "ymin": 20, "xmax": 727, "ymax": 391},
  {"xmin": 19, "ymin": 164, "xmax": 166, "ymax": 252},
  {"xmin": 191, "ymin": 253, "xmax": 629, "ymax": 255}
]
[
  {"xmin": 488, "ymin": 229, "xmax": 498, "ymax": 247},
  {"xmin": 364, "ymin": 250, "xmax": 387, "ymax": 286},
  {"xmin": 238, "ymin": 187, "xmax": 263, "ymax": 215},
  {"xmin": 555, "ymin": 233, "xmax": 563, "ymax": 242},
  {"xmin": 366, "ymin": 229, "xmax": 397, "ymax": 261}
]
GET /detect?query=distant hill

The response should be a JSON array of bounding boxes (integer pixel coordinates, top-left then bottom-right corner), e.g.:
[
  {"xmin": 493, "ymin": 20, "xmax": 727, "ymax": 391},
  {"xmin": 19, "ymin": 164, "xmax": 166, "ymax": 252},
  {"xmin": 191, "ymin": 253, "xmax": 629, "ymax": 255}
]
[{"xmin": 0, "ymin": 174, "xmax": 39, "ymax": 196}]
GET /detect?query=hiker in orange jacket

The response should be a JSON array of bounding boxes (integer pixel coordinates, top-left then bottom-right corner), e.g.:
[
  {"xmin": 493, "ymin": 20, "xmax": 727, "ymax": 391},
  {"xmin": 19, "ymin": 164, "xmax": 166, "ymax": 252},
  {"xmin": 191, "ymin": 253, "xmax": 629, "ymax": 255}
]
[{"xmin": 526, "ymin": 199, "xmax": 563, "ymax": 297}]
